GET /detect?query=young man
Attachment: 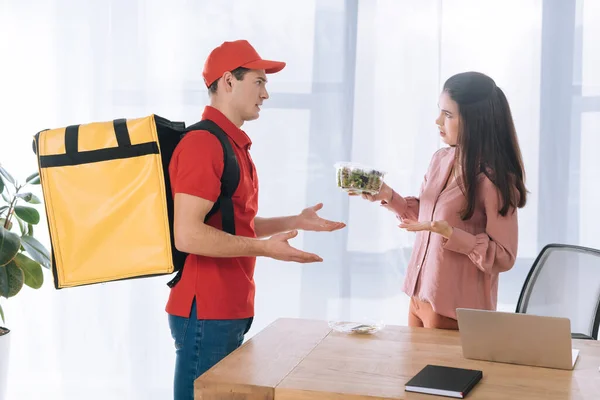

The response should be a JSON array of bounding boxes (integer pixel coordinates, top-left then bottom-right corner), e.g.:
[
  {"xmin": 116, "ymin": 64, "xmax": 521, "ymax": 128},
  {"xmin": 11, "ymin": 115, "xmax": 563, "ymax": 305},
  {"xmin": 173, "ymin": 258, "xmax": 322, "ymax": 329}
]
[{"xmin": 167, "ymin": 40, "xmax": 346, "ymax": 400}]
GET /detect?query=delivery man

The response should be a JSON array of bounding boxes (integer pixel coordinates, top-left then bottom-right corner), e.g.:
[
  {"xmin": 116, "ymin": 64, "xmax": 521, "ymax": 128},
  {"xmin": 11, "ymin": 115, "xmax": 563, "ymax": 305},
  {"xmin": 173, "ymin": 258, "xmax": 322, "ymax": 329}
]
[{"xmin": 166, "ymin": 39, "xmax": 346, "ymax": 400}]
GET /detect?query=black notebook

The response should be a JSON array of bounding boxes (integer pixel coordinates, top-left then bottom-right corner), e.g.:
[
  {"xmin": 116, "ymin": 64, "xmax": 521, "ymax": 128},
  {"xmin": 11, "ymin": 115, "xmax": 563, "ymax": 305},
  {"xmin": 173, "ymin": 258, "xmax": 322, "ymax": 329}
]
[{"xmin": 405, "ymin": 364, "xmax": 482, "ymax": 398}]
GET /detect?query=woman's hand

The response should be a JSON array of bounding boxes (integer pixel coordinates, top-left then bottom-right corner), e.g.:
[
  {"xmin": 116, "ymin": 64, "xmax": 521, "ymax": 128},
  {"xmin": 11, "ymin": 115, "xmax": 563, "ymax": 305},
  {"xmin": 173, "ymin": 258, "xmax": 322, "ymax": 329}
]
[
  {"xmin": 398, "ymin": 218, "xmax": 454, "ymax": 239},
  {"xmin": 350, "ymin": 182, "xmax": 393, "ymax": 203}
]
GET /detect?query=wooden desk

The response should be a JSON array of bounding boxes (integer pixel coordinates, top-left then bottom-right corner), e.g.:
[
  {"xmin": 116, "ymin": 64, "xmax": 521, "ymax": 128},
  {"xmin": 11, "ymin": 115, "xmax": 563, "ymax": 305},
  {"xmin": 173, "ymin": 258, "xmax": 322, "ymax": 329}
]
[{"xmin": 195, "ymin": 318, "xmax": 600, "ymax": 399}]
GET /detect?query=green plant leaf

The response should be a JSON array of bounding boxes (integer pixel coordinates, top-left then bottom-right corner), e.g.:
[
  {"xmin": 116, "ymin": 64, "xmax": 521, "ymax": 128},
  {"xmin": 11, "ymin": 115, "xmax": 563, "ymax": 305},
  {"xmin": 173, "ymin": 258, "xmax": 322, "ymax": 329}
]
[
  {"xmin": 16, "ymin": 192, "xmax": 41, "ymax": 204},
  {"xmin": 20, "ymin": 235, "xmax": 50, "ymax": 269},
  {"xmin": 0, "ymin": 166, "xmax": 14, "ymax": 186},
  {"xmin": 16, "ymin": 217, "xmax": 26, "ymax": 235},
  {"xmin": 0, "ymin": 218, "xmax": 13, "ymax": 231},
  {"xmin": 26, "ymin": 172, "xmax": 40, "ymax": 185},
  {"xmin": 0, "ymin": 260, "xmax": 24, "ymax": 298},
  {"xmin": 14, "ymin": 206, "xmax": 40, "ymax": 225},
  {"xmin": 1, "ymin": 191, "xmax": 9, "ymax": 203},
  {"xmin": 13, "ymin": 253, "xmax": 43, "ymax": 289},
  {"xmin": 0, "ymin": 226, "xmax": 20, "ymax": 266},
  {"xmin": 0, "ymin": 303, "xmax": 4, "ymax": 324},
  {"xmin": 0, "ymin": 175, "xmax": 4, "ymax": 194},
  {"xmin": 27, "ymin": 224, "xmax": 34, "ymax": 236}
]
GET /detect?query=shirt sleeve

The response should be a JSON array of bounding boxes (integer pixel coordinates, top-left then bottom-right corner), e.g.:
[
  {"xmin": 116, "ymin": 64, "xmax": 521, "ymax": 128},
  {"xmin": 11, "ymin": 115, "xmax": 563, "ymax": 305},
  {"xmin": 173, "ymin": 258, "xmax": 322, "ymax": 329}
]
[
  {"xmin": 380, "ymin": 177, "xmax": 424, "ymax": 221},
  {"xmin": 380, "ymin": 148, "xmax": 449, "ymax": 220},
  {"xmin": 169, "ymin": 130, "xmax": 224, "ymax": 203},
  {"xmin": 442, "ymin": 177, "xmax": 518, "ymax": 274}
]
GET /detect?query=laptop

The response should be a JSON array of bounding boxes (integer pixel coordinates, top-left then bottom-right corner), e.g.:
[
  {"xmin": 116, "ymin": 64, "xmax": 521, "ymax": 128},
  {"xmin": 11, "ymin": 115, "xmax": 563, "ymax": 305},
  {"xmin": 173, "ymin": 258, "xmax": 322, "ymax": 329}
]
[{"xmin": 456, "ymin": 308, "xmax": 579, "ymax": 370}]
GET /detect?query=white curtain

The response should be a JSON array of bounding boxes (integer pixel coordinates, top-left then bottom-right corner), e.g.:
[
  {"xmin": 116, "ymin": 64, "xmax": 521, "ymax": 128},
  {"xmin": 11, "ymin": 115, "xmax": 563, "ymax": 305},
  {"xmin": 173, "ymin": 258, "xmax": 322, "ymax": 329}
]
[{"xmin": 1, "ymin": 0, "xmax": 598, "ymax": 398}]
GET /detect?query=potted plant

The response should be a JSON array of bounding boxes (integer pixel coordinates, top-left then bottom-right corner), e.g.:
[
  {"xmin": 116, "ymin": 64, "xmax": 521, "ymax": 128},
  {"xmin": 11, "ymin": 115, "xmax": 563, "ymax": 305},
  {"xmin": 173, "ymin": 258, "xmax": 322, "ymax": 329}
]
[{"xmin": 0, "ymin": 163, "xmax": 51, "ymax": 400}]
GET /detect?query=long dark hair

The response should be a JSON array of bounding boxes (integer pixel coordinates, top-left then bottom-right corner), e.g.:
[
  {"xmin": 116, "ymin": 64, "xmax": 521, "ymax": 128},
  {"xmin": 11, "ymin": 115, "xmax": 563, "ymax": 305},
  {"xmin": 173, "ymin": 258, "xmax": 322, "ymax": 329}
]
[{"xmin": 443, "ymin": 71, "xmax": 527, "ymax": 220}]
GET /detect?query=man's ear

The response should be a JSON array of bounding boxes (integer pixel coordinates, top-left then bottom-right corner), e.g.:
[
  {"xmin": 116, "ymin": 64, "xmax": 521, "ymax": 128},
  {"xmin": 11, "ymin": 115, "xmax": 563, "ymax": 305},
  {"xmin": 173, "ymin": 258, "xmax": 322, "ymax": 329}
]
[{"xmin": 222, "ymin": 71, "xmax": 234, "ymax": 92}]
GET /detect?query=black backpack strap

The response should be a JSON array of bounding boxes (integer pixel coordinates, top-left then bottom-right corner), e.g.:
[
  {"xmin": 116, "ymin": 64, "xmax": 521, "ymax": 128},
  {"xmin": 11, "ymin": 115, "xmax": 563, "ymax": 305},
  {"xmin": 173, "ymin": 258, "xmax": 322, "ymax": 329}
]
[
  {"xmin": 166, "ymin": 119, "xmax": 240, "ymax": 288},
  {"xmin": 191, "ymin": 120, "xmax": 240, "ymax": 234}
]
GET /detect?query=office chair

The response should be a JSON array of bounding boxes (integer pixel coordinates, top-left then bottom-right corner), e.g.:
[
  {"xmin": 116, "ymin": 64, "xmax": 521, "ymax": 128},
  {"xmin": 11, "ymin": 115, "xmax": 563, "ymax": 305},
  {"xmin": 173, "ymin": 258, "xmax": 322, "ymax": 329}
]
[{"xmin": 516, "ymin": 244, "xmax": 600, "ymax": 340}]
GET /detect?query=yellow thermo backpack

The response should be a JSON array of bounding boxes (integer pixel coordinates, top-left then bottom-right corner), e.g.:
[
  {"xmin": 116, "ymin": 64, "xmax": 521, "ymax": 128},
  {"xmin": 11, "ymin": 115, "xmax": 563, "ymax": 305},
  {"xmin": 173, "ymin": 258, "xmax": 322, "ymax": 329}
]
[{"xmin": 32, "ymin": 116, "xmax": 240, "ymax": 289}]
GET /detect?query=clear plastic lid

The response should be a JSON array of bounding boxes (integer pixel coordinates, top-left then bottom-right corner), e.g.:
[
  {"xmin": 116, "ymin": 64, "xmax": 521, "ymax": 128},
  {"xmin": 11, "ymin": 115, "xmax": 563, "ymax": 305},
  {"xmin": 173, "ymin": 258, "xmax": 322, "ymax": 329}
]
[{"xmin": 334, "ymin": 162, "xmax": 387, "ymax": 195}]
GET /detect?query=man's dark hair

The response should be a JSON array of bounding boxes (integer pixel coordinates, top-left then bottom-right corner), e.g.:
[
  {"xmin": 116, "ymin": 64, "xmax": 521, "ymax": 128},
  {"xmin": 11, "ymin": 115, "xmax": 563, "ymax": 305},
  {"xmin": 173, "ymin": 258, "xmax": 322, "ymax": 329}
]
[{"xmin": 208, "ymin": 67, "xmax": 251, "ymax": 94}]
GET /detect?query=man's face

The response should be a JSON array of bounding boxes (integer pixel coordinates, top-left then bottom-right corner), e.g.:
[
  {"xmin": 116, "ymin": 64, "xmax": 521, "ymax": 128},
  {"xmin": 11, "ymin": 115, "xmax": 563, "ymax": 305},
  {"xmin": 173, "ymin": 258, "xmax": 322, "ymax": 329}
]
[{"xmin": 230, "ymin": 69, "xmax": 269, "ymax": 122}]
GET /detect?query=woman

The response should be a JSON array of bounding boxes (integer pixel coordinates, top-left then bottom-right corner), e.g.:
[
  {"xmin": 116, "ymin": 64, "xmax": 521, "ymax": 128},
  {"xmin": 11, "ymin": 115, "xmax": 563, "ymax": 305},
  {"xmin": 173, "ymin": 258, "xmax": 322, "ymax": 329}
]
[{"xmin": 360, "ymin": 71, "xmax": 527, "ymax": 329}]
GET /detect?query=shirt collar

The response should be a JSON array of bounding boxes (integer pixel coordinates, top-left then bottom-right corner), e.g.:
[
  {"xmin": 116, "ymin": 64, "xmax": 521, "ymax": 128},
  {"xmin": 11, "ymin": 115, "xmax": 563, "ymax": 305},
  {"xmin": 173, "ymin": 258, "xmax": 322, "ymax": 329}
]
[{"xmin": 201, "ymin": 106, "xmax": 252, "ymax": 149}]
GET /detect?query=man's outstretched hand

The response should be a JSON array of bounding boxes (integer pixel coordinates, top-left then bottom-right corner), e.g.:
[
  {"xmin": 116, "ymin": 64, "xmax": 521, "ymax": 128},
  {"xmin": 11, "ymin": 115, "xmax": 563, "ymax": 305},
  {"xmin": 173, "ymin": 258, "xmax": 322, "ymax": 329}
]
[
  {"xmin": 264, "ymin": 230, "xmax": 323, "ymax": 263},
  {"xmin": 295, "ymin": 203, "xmax": 346, "ymax": 232}
]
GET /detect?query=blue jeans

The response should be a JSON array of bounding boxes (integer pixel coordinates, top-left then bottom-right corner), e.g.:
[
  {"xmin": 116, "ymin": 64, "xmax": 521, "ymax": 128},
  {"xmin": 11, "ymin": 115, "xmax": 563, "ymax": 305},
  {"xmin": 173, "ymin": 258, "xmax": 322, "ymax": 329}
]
[{"xmin": 168, "ymin": 299, "xmax": 253, "ymax": 400}]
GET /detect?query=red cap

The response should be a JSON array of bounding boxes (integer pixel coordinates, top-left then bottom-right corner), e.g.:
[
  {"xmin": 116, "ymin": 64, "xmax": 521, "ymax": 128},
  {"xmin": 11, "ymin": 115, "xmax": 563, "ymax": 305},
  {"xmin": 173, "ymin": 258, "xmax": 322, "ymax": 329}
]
[{"xmin": 202, "ymin": 40, "xmax": 286, "ymax": 87}]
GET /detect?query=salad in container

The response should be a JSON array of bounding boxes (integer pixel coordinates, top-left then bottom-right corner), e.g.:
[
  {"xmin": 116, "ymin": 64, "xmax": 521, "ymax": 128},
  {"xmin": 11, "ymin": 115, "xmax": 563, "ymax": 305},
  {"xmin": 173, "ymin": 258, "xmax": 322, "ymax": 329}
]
[{"xmin": 335, "ymin": 162, "xmax": 386, "ymax": 195}]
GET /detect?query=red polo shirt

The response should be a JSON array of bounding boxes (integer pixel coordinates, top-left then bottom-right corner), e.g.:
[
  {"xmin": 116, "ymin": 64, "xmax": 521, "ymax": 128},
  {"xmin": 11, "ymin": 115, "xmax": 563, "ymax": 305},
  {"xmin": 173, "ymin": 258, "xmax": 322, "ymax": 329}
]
[{"xmin": 165, "ymin": 106, "xmax": 259, "ymax": 320}]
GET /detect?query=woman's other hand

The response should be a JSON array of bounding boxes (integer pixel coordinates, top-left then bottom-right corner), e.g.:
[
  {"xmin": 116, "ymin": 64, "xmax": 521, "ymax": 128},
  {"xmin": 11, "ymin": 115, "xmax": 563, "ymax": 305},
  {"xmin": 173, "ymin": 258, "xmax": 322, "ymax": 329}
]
[{"xmin": 398, "ymin": 219, "xmax": 454, "ymax": 239}]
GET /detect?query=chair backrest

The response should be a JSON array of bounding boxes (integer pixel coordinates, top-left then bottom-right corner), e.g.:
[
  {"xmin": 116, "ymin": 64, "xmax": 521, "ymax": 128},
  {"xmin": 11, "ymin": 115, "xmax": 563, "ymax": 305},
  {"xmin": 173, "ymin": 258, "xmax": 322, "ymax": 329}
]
[{"xmin": 516, "ymin": 244, "xmax": 600, "ymax": 340}]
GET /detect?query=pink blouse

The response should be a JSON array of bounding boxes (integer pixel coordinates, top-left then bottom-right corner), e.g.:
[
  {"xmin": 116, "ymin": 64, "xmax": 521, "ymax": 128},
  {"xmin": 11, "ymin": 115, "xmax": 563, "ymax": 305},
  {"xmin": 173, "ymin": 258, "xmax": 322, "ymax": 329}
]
[{"xmin": 382, "ymin": 147, "xmax": 518, "ymax": 320}]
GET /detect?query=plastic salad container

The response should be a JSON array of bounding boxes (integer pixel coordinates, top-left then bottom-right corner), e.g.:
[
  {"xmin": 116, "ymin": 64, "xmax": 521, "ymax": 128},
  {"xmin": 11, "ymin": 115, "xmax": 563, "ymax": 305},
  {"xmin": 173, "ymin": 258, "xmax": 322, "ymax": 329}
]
[{"xmin": 335, "ymin": 162, "xmax": 386, "ymax": 195}]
